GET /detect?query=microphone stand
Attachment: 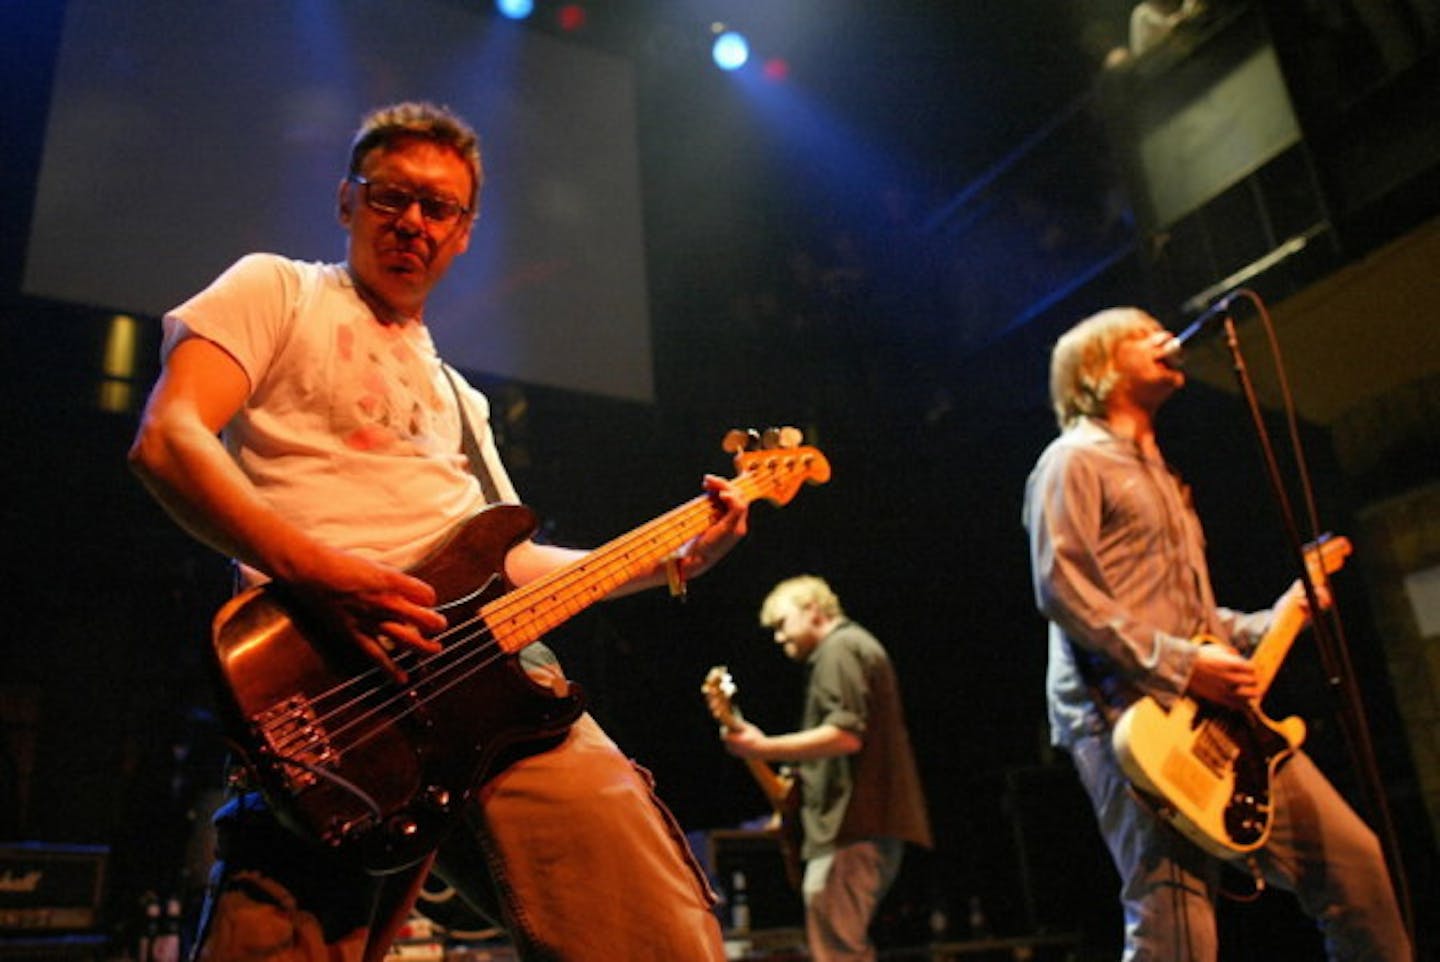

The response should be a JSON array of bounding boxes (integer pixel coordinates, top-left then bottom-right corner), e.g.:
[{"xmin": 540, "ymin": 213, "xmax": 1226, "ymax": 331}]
[{"xmin": 1219, "ymin": 315, "xmax": 1415, "ymax": 941}]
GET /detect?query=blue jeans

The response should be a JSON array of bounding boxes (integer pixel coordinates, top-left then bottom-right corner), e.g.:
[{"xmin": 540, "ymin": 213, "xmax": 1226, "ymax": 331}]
[{"xmin": 1069, "ymin": 732, "xmax": 1411, "ymax": 961}]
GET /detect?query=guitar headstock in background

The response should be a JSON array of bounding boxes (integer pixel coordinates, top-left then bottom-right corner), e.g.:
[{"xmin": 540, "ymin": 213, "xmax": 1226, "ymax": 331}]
[
  {"xmin": 702, "ymin": 665, "xmax": 744, "ymax": 732},
  {"xmin": 702, "ymin": 664, "xmax": 803, "ymax": 888},
  {"xmin": 1303, "ymin": 533, "xmax": 1351, "ymax": 584}
]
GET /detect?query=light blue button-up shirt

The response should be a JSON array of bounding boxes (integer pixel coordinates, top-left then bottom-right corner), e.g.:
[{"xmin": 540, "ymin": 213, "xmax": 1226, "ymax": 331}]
[{"xmin": 1023, "ymin": 418, "xmax": 1271, "ymax": 748}]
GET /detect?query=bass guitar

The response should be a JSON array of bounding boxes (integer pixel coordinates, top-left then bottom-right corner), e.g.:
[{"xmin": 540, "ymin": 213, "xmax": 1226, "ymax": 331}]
[
  {"xmin": 210, "ymin": 431, "xmax": 830, "ymax": 874},
  {"xmin": 1112, "ymin": 534, "xmax": 1351, "ymax": 858},
  {"xmin": 701, "ymin": 666, "xmax": 804, "ymax": 890}
]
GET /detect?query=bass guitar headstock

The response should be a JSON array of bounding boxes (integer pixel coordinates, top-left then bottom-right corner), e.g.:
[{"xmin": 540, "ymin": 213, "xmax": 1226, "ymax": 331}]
[{"xmin": 723, "ymin": 426, "xmax": 831, "ymax": 508}]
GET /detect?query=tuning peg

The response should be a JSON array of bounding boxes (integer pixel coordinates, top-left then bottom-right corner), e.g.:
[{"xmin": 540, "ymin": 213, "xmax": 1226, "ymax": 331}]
[
  {"xmin": 756, "ymin": 426, "xmax": 804, "ymax": 450},
  {"xmin": 722, "ymin": 429, "xmax": 761, "ymax": 453}
]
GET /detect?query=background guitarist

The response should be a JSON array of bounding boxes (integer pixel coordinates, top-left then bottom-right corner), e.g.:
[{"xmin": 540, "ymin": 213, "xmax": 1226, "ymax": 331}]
[
  {"xmin": 710, "ymin": 575, "xmax": 932, "ymax": 962},
  {"xmin": 129, "ymin": 102, "xmax": 750, "ymax": 962},
  {"xmin": 1022, "ymin": 307, "xmax": 1410, "ymax": 961}
]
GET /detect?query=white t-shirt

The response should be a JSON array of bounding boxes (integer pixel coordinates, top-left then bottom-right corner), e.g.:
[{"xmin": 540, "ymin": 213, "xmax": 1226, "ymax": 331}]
[{"xmin": 162, "ymin": 253, "xmax": 518, "ymax": 570}]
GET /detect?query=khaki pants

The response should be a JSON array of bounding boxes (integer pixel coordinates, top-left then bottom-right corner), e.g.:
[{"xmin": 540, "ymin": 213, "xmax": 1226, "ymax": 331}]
[{"xmin": 195, "ymin": 712, "xmax": 724, "ymax": 962}]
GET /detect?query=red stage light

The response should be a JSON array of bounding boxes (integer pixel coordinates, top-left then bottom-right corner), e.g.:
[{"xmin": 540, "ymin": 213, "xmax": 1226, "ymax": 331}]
[
  {"xmin": 556, "ymin": 3, "xmax": 586, "ymax": 32},
  {"xmin": 763, "ymin": 58, "xmax": 790, "ymax": 82}
]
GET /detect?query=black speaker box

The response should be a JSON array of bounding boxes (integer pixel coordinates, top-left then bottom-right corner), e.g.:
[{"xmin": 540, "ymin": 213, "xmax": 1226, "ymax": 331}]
[
  {"xmin": 701, "ymin": 830, "xmax": 804, "ymax": 931},
  {"xmin": 1002, "ymin": 765, "xmax": 1120, "ymax": 940}
]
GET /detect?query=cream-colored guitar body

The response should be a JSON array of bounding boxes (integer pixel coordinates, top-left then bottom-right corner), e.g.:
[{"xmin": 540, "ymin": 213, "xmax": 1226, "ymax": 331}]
[
  {"xmin": 1114, "ymin": 687, "xmax": 1304, "ymax": 857},
  {"xmin": 1112, "ymin": 534, "xmax": 1350, "ymax": 858}
]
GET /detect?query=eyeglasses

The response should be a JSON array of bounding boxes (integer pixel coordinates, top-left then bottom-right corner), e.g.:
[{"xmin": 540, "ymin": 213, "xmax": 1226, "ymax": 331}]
[{"xmin": 348, "ymin": 176, "xmax": 470, "ymax": 225}]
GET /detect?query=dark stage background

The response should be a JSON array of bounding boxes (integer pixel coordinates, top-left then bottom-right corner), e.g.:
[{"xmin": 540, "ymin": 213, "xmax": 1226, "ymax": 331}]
[{"xmin": 4, "ymin": 1, "xmax": 1438, "ymax": 959}]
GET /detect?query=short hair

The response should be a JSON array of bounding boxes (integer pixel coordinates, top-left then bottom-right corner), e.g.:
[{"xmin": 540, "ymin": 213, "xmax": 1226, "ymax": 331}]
[
  {"xmin": 1049, "ymin": 306, "xmax": 1156, "ymax": 429},
  {"xmin": 760, "ymin": 575, "xmax": 845, "ymax": 627},
  {"xmin": 347, "ymin": 101, "xmax": 483, "ymax": 212}
]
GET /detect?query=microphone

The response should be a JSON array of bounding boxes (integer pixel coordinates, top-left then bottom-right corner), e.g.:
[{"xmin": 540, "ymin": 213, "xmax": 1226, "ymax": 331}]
[{"xmin": 1161, "ymin": 293, "xmax": 1239, "ymax": 368}]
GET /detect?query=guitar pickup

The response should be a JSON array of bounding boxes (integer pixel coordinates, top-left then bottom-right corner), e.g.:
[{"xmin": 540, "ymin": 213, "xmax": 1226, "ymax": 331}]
[{"xmin": 254, "ymin": 694, "xmax": 338, "ymax": 791}]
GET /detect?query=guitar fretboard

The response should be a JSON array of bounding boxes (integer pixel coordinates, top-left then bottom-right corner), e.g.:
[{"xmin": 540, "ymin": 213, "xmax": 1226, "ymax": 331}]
[{"xmin": 482, "ymin": 448, "xmax": 828, "ymax": 653}]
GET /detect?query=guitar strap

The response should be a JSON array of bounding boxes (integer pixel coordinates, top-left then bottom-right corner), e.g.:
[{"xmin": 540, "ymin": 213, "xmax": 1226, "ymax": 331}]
[
  {"xmin": 443, "ymin": 364, "xmax": 502, "ymax": 505},
  {"xmin": 443, "ymin": 365, "xmax": 562, "ymax": 676}
]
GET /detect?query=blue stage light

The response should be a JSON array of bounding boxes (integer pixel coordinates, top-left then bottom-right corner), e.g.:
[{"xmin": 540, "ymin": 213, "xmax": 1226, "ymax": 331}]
[
  {"xmin": 712, "ymin": 30, "xmax": 749, "ymax": 71},
  {"xmin": 496, "ymin": 0, "xmax": 534, "ymax": 20}
]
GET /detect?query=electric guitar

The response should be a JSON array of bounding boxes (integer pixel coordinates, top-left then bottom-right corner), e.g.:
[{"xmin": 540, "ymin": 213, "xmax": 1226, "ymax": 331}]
[
  {"xmin": 1112, "ymin": 534, "xmax": 1351, "ymax": 858},
  {"xmin": 209, "ymin": 431, "xmax": 830, "ymax": 874},
  {"xmin": 702, "ymin": 666, "xmax": 804, "ymax": 890}
]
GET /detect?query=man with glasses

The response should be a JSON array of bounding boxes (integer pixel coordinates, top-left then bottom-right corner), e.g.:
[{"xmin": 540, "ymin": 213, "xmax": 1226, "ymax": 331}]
[{"xmin": 130, "ymin": 101, "xmax": 748, "ymax": 962}]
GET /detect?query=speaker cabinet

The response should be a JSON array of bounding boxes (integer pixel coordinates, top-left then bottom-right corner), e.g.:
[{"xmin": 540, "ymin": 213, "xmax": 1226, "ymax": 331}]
[
  {"xmin": 0, "ymin": 844, "xmax": 107, "ymax": 933},
  {"xmin": 698, "ymin": 830, "xmax": 803, "ymax": 932},
  {"xmin": 1002, "ymin": 765, "xmax": 1120, "ymax": 942}
]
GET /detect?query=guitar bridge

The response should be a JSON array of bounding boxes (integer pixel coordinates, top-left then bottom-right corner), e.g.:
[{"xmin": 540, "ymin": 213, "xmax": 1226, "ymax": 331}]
[{"xmin": 254, "ymin": 695, "xmax": 338, "ymax": 790}]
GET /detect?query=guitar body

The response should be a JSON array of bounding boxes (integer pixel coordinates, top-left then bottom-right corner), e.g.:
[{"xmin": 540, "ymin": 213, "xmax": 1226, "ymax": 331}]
[
  {"xmin": 208, "ymin": 438, "xmax": 830, "ymax": 874},
  {"xmin": 771, "ymin": 774, "xmax": 805, "ymax": 891},
  {"xmin": 211, "ymin": 504, "xmax": 585, "ymax": 874},
  {"xmin": 1113, "ymin": 695, "xmax": 1304, "ymax": 858},
  {"xmin": 1111, "ymin": 534, "xmax": 1349, "ymax": 859}
]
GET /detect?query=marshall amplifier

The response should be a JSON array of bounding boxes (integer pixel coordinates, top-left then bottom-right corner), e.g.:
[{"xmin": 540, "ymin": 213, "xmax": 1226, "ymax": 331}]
[
  {"xmin": 0, "ymin": 934, "xmax": 108, "ymax": 962},
  {"xmin": 0, "ymin": 844, "xmax": 108, "ymax": 932}
]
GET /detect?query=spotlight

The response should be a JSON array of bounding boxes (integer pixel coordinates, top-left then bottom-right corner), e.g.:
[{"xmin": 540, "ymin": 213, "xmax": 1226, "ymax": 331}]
[
  {"xmin": 556, "ymin": 3, "xmax": 587, "ymax": 32},
  {"xmin": 711, "ymin": 29, "xmax": 749, "ymax": 71},
  {"xmin": 495, "ymin": 0, "xmax": 533, "ymax": 20}
]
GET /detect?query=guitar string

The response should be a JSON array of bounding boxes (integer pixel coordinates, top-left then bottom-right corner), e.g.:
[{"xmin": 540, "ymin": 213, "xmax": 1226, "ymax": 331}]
[
  {"xmin": 472, "ymin": 448, "xmax": 829, "ymax": 636},
  {"xmin": 261, "ymin": 458, "xmax": 815, "ymax": 763},
  {"xmin": 1180, "ymin": 559, "xmax": 1332, "ymax": 815},
  {"xmin": 261, "ymin": 486, "xmax": 731, "ymax": 759},
  {"xmin": 334, "ymin": 483, "xmax": 733, "ymax": 744},
  {"xmin": 261, "ymin": 496, "xmax": 715, "ymax": 758},
  {"xmin": 1147, "ymin": 543, "xmax": 1339, "ymax": 847}
]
